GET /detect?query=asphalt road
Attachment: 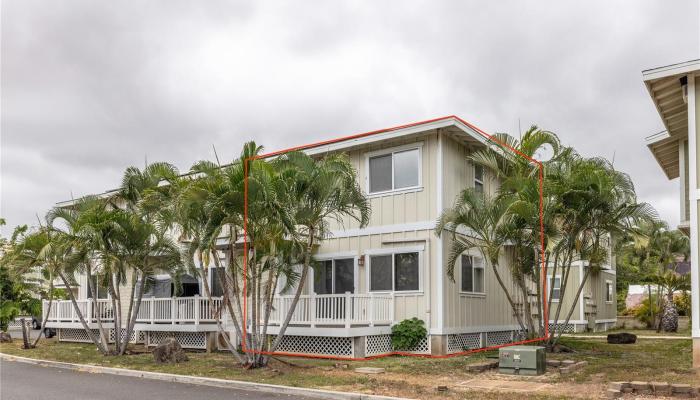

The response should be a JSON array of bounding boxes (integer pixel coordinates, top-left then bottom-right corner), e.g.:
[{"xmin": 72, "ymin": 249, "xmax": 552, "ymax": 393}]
[{"xmin": 0, "ymin": 360, "xmax": 316, "ymax": 400}]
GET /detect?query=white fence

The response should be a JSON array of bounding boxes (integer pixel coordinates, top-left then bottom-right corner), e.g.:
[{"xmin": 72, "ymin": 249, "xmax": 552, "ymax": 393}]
[
  {"xmin": 43, "ymin": 299, "xmax": 114, "ymax": 323},
  {"xmin": 267, "ymin": 293, "xmax": 393, "ymax": 327},
  {"xmin": 45, "ymin": 293, "xmax": 394, "ymax": 328}
]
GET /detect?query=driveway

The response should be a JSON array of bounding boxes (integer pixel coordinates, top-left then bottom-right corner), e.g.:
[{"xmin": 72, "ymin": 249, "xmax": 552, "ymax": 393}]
[{"xmin": 0, "ymin": 360, "xmax": 313, "ymax": 400}]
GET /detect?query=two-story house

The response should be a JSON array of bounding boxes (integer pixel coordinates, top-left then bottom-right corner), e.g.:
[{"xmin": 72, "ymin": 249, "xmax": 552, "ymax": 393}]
[{"xmin": 43, "ymin": 116, "xmax": 616, "ymax": 357}]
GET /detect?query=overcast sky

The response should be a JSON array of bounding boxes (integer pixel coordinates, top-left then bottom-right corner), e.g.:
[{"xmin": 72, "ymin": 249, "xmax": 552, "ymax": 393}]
[{"xmin": 1, "ymin": 0, "xmax": 699, "ymax": 234}]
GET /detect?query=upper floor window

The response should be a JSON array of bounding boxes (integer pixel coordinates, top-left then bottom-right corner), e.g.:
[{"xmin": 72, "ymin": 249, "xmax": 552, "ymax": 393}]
[
  {"xmin": 461, "ymin": 255, "xmax": 485, "ymax": 293},
  {"xmin": 474, "ymin": 164, "xmax": 484, "ymax": 193},
  {"xmin": 368, "ymin": 147, "xmax": 420, "ymax": 194},
  {"xmin": 605, "ymin": 280, "xmax": 613, "ymax": 303}
]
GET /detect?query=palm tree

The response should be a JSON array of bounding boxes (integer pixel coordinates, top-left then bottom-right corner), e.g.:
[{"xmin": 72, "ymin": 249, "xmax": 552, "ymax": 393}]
[
  {"xmin": 47, "ymin": 196, "xmax": 119, "ymax": 354},
  {"xmin": 436, "ymin": 189, "xmax": 528, "ymax": 333},
  {"xmin": 266, "ymin": 151, "xmax": 370, "ymax": 357},
  {"xmin": 4, "ymin": 227, "xmax": 66, "ymax": 347}
]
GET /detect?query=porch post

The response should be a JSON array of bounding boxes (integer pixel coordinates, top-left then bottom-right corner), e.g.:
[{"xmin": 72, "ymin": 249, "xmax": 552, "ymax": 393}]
[
  {"xmin": 345, "ymin": 291, "xmax": 351, "ymax": 329},
  {"xmin": 150, "ymin": 296, "xmax": 155, "ymax": 325},
  {"xmin": 368, "ymin": 293, "xmax": 374, "ymax": 327},
  {"xmin": 171, "ymin": 297, "xmax": 176, "ymax": 325},
  {"xmin": 194, "ymin": 295, "xmax": 200, "ymax": 326},
  {"xmin": 310, "ymin": 293, "xmax": 316, "ymax": 328},
  {"xmin": 688, "ymin": 74, "xmax": 700, "ymax": 368}
]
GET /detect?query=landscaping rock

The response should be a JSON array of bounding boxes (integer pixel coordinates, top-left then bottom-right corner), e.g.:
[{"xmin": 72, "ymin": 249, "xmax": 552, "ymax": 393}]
[
  {"xmin": 606, "ymin": 389, "xmax": 622, "ymax": 399},
  {"xmin": 630, "ymin": 381, "xmax": 650, "ymax": 394},
  {"xmin": 436, "ymin": 386, "xmax": 448, "ymax": 392},
  {"xmin": 671, "ymin": 384, "xmax": 693, "ymax": 394},
  {"xmin": 606, "ymin": 332, "xmax": 637, "ymax": 344},
  {"xmin": 152, "ymin": 337, "xmax": 189, "ymax": 364},
  {"xmin": 561, "ymin": 360, "xmax": 576, "ymax": 366},
  {"xmin": 0, "ymin": 332, "xmax": 12, "ymax": 343},
  {"xmin": 609, "ymin": 382, "xmax": 630, "ymax": 391},
  {"xmin": 546, "ymin": 359, "xmax": 562, "ymax": 367},
  {"xmin": 354, "ymin": 367, "xmax": 385, "ymax": 374},
  {"xmin": 467, "ymin": 360, "xmax": 498, "ymax": 373},
  {"xmin": 651, "ymin": 381, "xmax": 671, "ymax": 395},
  {"xmin": 621, "ymin": 387, "xmax": 633, "ymax": 394}
]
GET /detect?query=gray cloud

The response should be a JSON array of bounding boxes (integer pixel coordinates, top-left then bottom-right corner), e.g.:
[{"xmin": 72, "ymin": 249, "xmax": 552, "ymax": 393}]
[{"xmin": 2, "ymin": 0, "xmax": 698, "ymax": 233}]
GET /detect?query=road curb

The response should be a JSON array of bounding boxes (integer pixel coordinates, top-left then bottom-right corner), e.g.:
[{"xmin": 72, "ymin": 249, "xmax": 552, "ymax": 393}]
[{"xmin": 0, "ymin": 353, "xmax": 412, "ymax": 400}]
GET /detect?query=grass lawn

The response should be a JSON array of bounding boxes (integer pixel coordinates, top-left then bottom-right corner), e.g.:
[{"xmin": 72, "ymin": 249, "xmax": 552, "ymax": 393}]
[
  {"xmin": 567, "ymin": 326, "xmax": 692, "ymax": 337},
  {"xmin": 0, "ymin": 336, "xmax": 696, "ymax": 399}
]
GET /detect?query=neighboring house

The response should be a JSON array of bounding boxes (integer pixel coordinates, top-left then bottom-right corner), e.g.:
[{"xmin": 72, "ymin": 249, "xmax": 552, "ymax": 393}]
[
  {"xmin": 642, "ymin": 59, "xmax": 700, "ymax": 367},
  {"xmin": 43, "ymin": 116, "xmax": 616, "ymax": 357}
]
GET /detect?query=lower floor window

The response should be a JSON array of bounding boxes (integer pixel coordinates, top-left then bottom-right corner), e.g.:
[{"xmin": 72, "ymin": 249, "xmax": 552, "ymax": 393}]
[
  {"xmin": 605, "ymin": 280, "xmax": 613, "ymax": 302},
  {"xmin": 461, "ymin": 255, "xmax": 485, "ymax": 293},
  {"xmin": 549, "ymin": 276, "xmax": 561, "ymax": 301},
  {"xmin": 313, "ymin": 258, "xmax": 355, "ymax": 294},
  {"xmin": 369, "ymin": 252, "xmax": 420, "ymax": 292}
]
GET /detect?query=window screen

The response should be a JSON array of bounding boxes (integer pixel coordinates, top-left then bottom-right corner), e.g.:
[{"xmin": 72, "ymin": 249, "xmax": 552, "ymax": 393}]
[
  {"xmin": 393, "ymin": 149, "xmax": 419, "ymax": 189},
  {"xmin": 369, "ymin": 154, "xmax": 392, "ymax": 193},
  {"xmin": 395, "ymin": 252, "xmax": 419, "ymax": 291},
  {"xmin": 334, "ymin": 258, "xmax": 355, "ymax": 294},
  {"xmin": 370, "ymin": 255, "xmax": 392, "ymax": 291},
  {"xmin": 314, "ymin": 260, "xmax": 333, "ymax": 294}
]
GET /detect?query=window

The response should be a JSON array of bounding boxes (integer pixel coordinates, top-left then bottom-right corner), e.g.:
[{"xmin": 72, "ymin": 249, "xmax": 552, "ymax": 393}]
[
  {"xmin": 211, "ymin": 267, "xmax": 225, "ymax": 297},
  {"xmin": 368, "ymin": 147, "xmax": 420, "ymax": 194},
  {"xmin": 474, "ymin": 164, "xmax": 484, "ymax": 193},
  {"xmin": 369, "ymin": 252, "xmax": 420, "ymax": 292},
  {"xmin": 88, "ymin": 276, "xmax": 109, "ymax": 299},
  {"xmin": 313, "ymin": 258, "xmax": 355, "ymax": 294},
  {"xmin": 605, "ymin": 280, "xmax": 613, "ymax": 303},
  {"xmin": 549, "ymin": 276, "xmax": 561, "ymax": 301},
  {"xmin": 461, "ymin": 255, "xmax": 485, "ymax": 293}
]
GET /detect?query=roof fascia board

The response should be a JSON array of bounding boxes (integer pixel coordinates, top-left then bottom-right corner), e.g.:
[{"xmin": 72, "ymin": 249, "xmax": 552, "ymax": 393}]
[
  {"xmin": 304, "ymin": 117, "xmax": 487, "ymax": 156},
  {"xmin": 643, "ymin": 60, "xmax": 700, "ymax": 82}
]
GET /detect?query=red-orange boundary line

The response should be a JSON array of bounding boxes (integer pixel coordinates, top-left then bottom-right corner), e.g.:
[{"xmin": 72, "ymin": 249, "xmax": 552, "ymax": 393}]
[{"xmin": 242, "ymin": 115, "xmax": 548, "ymax": 361}]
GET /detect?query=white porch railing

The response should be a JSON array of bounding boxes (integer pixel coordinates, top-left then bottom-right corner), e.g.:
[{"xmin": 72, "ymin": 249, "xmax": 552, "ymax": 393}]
[
  {"xmin": 44, "ymin": 293, "xmax": 394, "ymax": 328},
  {"xmin": 267, "ymin": 293, "xmax": 394, "ymax": 328},
  {"xmin": 135, "ymin": 296, "xmax": 224, "ymax": 325},
  {"xmin": 43, "ymin": 299, "xmax": 114, "ymax": 323}
]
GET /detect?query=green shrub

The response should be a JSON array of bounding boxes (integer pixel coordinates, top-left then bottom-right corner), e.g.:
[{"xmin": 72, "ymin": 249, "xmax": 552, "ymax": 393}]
[
  {"xmin": 633, "ymin": 294, "xmax": 661, "ymax": 328},
  {"xmin": 391, "ymin": 318, "xmax": 427, "ymax": 351}
]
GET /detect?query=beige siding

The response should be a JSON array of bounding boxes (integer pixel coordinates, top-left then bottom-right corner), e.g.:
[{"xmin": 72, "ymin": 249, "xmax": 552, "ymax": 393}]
[
  {"xmin": 548, "ymin": 266, "xmax": 583, "ymax": 323},
  {"xmin": 316, "ymin": 230, "xmax": 437, "ymax": 329},
  {"xmin": 441, "ymin": 235, "xmax": 528, "ymax": 330},
  {"xmin": 326, "ymin": 131, "xmax": 439, "ymax": 232},
  {"xmin": 590, "ymin": 271, "xmax": 617, "ymax": 321}
]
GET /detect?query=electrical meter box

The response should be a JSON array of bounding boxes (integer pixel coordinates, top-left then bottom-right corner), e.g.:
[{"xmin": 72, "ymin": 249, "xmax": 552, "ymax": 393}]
[{"xmin": 498, "ymin": 346, "xmax": 546, "ymax": 376}]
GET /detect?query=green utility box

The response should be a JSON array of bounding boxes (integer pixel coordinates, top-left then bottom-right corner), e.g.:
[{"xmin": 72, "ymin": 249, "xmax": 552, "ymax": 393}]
[{"xmin": 498, "ymin": 346, "xmax": 546, "ymax": 376}]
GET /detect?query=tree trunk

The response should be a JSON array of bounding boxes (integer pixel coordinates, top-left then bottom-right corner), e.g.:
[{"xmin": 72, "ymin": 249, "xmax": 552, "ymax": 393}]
[
  {"xmin": 58, "ymin": 272, "xmax": 109, "ymax": 354},
  {"xmin": 269, "ymin": 229, "xmax": 314, "ymax": 353},
  {"xmin": 551, "ymin": 266, "xmax": 591, "ymax": 347},
  {"xmin": 661, "ymin": 291, "xmax": 679, "ymax": 332},
  {"xmin": 20, "ymin": 318, "xmax": 32, "ymax": 349},
  {"xmin": 489, "ymin": 257, "xmax": 527, "ymax": 333},
  {"xmin": 32, "ymin": 280, "xmax": 54, "ymax": 347}
]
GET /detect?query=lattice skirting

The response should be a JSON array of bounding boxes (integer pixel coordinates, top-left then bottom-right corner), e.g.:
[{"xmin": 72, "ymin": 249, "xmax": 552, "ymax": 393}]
[
  {"xmin": 109, "ymin": 329, "xmax": 145, "ymax": 344},
  {"xmin": 485, "ymin": 330, "xmax": 515, "ymax": 346},
  {"xmin": 7, "ymin": 319, "xmax": 32, "ymax": 329},
  {"xmin": 447, "ymin": 333, "xmax": 482, "ymax": 353},
  {"xmin": 58, "ymin": 328, "xmax": 102, "ymax": 343},
  {"xmin": 270, "ymin": 335, "xmax": 354, "ymax": 357},
  {"xmin": 146, "ymin": 331, "xmax": 207, "ymax": 349},
  {"xmin": 548, "ymin": 323, "xmax": 577, "ymax": 334},
  {"xmin": 365, "ymin": 334, "xmax": 430, "ymax": 356}
]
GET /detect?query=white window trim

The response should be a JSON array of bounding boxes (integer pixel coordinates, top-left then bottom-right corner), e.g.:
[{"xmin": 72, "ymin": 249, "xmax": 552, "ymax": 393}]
[
  {"xmin": 365, "ymin": 142, "xmax": 423, "ymax": 196},
  {"xmin": 605, "ymin": 279, "xmax": 614, "ymax": 303},
  {"xmin": 549, "ymin": 275, "xmax": 562, "ymax": 303},
  {"xmin": 366, "ymin": 248, "xmax": 423, "ymax": 294},
  {"xmin": 459, "ymin": 254, "xmax": 486, "ymax": 296},
  {"xmin": 309, "ymin": 256, "xmax": 359, "ymax": 295}
]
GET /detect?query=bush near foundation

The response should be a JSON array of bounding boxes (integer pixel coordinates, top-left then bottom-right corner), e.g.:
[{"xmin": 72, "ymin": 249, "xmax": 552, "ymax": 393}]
[{"xmin": 391, "ymin": 318, "xmax": 427, "ymax": 351}]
